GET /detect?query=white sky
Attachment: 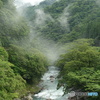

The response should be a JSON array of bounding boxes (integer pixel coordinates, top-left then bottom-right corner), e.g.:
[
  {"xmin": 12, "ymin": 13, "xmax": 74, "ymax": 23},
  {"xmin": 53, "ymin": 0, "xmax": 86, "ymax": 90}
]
[{"xmin": 14, "ymin": 0, "xmax": 45, "ymax": 7}]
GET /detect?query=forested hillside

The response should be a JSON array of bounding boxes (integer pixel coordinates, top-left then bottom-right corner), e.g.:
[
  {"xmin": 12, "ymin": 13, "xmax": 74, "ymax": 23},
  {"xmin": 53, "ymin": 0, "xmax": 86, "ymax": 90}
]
[
  {"xmin": 25, "ymin": 0, "xmax": 100, "ymax": 100},
  {"xmin": 56, "ymin": 39, "xmax": 100, "ymax": 100},
  {"xmin": 0, "ymin": 0, "xmax": 100, "ymax": 100},
  {"xmin": 25, "ymin": 0, "xmax": 100, "ymax": 45},
  {"xmin": 0, "ymin": 0, "xmax": 48, "ymax": 99}
]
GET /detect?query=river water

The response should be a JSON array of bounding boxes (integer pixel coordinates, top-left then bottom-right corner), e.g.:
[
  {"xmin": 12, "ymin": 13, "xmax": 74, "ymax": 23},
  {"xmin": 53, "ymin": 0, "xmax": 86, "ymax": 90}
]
[{"xmin": 33, "ymin": 66, "xmax": 69, "ymax": 100}]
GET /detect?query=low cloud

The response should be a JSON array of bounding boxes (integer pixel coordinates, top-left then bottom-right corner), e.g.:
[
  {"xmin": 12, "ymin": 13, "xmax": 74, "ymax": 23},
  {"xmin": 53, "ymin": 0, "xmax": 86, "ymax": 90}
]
[
  {"xmin": 96, "ymin": 0, "xmax": 100, "ymax": 6},
  {"xmin": 35, "ymin": 9, "xmax": 54, "ymax": 25},
  {"xmin": 58, "ymin": 5, "xmax": 70, "ymax": 32},
  {"xmin": 14, "ymin": 0, "xmax": 65, "ymax": 64}
]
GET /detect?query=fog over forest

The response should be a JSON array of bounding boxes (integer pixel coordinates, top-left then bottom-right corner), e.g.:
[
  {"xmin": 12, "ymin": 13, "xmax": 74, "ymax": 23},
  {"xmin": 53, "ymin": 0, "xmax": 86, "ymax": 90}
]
[{"xmin": 0, "ymin": 0, "xmax": 100, "ymax": 100}]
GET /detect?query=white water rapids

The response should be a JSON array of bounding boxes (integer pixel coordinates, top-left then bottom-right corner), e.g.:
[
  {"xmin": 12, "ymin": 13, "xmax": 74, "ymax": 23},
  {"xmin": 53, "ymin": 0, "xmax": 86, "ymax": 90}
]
[{"xmin": 33, "ymin": 66, "xmax": 69, "ymax": 100}]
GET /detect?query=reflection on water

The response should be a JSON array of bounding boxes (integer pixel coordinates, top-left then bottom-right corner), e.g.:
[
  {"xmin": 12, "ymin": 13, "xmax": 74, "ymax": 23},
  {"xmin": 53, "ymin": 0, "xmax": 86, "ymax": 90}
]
[{"xmin": 33, "ymin": 66, "xmax": 68, "ymax": 100}]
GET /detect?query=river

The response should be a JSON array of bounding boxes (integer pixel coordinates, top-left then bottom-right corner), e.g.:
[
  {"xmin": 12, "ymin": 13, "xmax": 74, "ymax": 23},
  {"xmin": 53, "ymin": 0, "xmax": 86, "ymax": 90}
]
[{"xmin": 33, "ymin": 66, "xmax": 69, "ymax": 100}]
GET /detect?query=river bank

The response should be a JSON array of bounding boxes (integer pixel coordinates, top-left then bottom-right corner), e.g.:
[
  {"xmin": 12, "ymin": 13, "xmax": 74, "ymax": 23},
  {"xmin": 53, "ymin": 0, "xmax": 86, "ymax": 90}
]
[{"xmin": 14, "ymin": 83, "xmax": 41, "ymax": 100}]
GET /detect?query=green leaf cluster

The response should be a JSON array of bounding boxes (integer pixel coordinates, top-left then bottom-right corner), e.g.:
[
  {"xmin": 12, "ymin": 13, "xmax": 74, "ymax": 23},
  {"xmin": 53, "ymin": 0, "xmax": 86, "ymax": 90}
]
[{"xmin": 0, "ymin": 47, "xmax": 8, "ymax": 61}]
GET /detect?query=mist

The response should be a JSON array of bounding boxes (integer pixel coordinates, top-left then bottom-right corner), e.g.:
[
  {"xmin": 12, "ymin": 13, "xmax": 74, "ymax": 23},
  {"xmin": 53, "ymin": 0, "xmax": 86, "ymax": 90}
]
[
  {"xmin": 96, "ymin": 0, "xmax": 100, "ymax": 6},
  {"xmin": 58, "ymin": 5, "xmax": 70, "ymax": 32},
  {"xmin": 14, "ymin": 0, "xmax": 67, "ymax": 64},
  {"xmin": 29, "ymin": 14, "xmax": 63, "ymax": 64},
  {"xmin": 28, "ymin": 8, "xmax": 69, "ymax": 64},
  {"xmin": 35, "ymin": 9, "xmax": 54, "ymax": 26}
]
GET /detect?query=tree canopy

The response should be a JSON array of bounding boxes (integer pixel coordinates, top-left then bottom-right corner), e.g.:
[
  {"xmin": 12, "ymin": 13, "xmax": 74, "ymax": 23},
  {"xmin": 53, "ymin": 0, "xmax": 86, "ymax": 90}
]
[{"xmin": 56, "ymin": 39, "xmax": 100, "ymax": 99}]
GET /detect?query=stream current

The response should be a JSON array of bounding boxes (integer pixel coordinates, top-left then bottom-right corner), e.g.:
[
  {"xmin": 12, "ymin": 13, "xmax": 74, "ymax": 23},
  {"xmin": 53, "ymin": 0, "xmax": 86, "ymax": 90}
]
[{"xmin": 33, "ymin": 66, "xmax": 69, "ymax": 100}]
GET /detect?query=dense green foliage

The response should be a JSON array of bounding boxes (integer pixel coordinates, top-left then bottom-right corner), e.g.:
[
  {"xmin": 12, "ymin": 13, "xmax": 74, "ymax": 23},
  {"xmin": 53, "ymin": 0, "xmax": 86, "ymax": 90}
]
[
  {"xmin": 0, "ymin": 47, "xmax": 26, "ymax": 99},
  {"xmin": 0, "ymin": 1, "xmax": 27, "ymax": 99},
  {"xmin": 0, "ymin": 0, "xmax": 29, "ymax": 47},
  {"xmin": 0, "ymin": 47, "xmax": 8, "ymax": 61},
  {"xmin": 0, "ymin": 0, "xmax": 100, "ymax": 99},
  {"xmin": 25, "ymin": 0, "xmax": 100, "ymax": 45},
  {"xmin": 56, "ymin": 39, "xmax": 100, "ymax": 99},
  {"xmin": 0, "ymin": 0, "xmax": 48, "ymax": 99},
  {"xmin": 7, "ymin": 44, "xmax": 48, "ymax": 83},
  {"xmin": 0, "ymin": 45, "xmax": 48, "ymax": 99}
]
